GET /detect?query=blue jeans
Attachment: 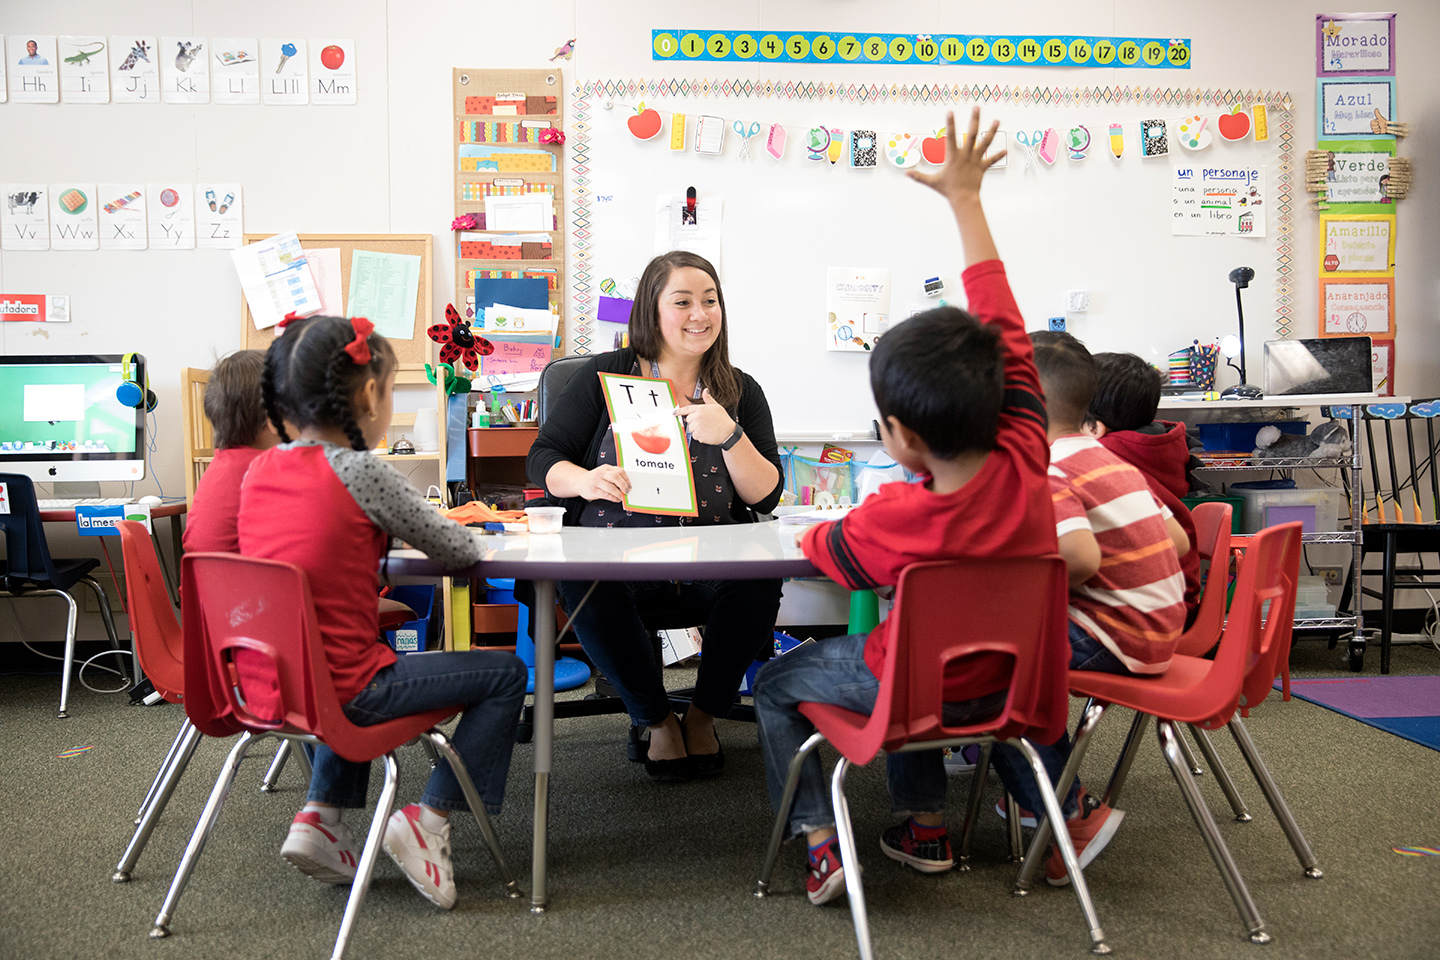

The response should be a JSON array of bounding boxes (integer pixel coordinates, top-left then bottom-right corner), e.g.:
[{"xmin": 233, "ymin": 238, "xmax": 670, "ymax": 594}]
[
  {"xmin": 558, "ymin": 577, "xmax": 782, "ymax": 727},
  {"xmin": 990, "ymin": 621, "xmax": 1133, "ymax": 819},
  {"xmin": 755, "ymin": 634, "xmax": 960, "ymax": 838},
  {"xmin": 307, "ymin": 649, "xmax": 527, "ymax": 814}
]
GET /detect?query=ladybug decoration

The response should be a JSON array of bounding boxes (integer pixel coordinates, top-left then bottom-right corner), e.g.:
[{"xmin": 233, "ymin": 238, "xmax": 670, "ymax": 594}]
[{"xmin": 427, "ymin": 303, "xmax": 493, "ymax": 371}]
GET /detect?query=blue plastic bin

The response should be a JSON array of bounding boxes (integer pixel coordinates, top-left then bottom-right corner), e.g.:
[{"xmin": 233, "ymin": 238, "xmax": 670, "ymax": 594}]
[
  {"xmin": 383, "ymin": 585, "xmax": 436, "ymax": 655},
  {"xmin": 1196, "ymin": 420, "xmax": 1307, "ymax": 453},
  {"xmin": 741, "ymin": 631, "xmax": 804, "ymax": 696}
]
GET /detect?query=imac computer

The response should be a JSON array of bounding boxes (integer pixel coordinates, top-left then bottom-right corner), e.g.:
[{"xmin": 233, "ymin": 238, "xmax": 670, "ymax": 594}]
[{"xmin": 0, "ymin": 354, "xmax": 147, "ymax": 483}]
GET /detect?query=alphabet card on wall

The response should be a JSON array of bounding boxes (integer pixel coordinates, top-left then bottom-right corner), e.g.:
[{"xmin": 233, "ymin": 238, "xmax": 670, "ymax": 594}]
[
  {"xmin": 109, "ymin": 37, "xmax": 159, "ymax": 103},
  {"xmin": 195, "ymin": 183, "xmax": 242, "ymax": 249},
  {"xmin": 598, "ymin": 373, "xmax": 697, "ymax": 517},
  {"xmin": 49, "ymin": 184, "xmax": 99, "ymax": 251},
  {"xmin": 58, "ymin": 36, "xmax": 109, "ymax": 103},
  {"xmin": 2, "ymin": 185, "xmax": 50, "ymax": 251},
  {"xmin": 146, "ymin": 183, "xmax": 195, "ymax": 249},
  {"xmin": 97, "ymin": 184, "xmax": 147, "ymax": 250},
  {"xmin": 212, "ymin": 38, "xmax": 259, "ymax": 104},
  {"xmin": 8, "ymin": 35, "xmax": 59, "ymax": 103},
  {"xmin": 161, "ymin": 37, "xmax": 210, "ymax": 104},
  {"xmin": 310, "ymin": 39, "xmax": 356, "ymax": 105},
  {"xmin": 262, "ymin": 39, "xmax": 308, "ymax": 105}
]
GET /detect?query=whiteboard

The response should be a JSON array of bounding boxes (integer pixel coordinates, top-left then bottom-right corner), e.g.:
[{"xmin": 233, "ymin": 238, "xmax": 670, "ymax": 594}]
[{"xmin": 569, "ymin": 80, "xmax": 1293, "ymax": 435}]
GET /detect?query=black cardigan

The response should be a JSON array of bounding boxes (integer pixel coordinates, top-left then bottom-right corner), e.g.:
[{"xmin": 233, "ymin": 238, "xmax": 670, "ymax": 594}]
[{"xmin": 526, "ymin": 348, "xmax": 784, "ymax": 526}]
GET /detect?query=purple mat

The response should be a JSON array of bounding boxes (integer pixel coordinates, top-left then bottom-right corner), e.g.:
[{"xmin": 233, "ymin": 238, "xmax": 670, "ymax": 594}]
[{"xmin": 1282, "ymin": 676, "xmax": 1440, "ymax": 718}]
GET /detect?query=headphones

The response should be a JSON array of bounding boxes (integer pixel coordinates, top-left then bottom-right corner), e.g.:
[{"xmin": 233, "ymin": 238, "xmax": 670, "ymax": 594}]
[{"xmin": 117, "ymin": 352, "xmax": 158, "ymax": 412}]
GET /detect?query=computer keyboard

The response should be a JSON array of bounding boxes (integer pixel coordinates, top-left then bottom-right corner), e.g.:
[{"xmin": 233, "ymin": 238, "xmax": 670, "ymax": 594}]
[{"xmin": 36, "ymin": 497, "xmax": 135, "ymax": 508}]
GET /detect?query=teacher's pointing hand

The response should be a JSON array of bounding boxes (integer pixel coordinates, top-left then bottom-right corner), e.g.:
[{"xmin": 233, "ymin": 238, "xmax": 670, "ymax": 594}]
[{"xmin": 678, "ymin": 389, "xmax": 738, "ymax": 447}]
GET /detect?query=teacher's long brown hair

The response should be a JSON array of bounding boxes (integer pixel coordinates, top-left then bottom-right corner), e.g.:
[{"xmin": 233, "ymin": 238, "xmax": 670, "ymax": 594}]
[{"xmin": 627, "ymin": 251, "xmax": 742, "ymax": 412}]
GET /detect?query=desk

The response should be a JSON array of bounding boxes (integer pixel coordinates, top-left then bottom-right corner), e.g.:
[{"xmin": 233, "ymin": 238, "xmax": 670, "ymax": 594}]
[
  {"xmin": 39, "ymin": 503, "xmax": 188, "ymax": 607},
  {"xmin": 387, "ymin": 521, "xmax": 819, "ymax": 911}
]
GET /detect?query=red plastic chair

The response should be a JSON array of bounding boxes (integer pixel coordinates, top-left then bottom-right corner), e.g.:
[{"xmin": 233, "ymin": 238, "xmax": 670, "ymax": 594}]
[
  {"xmin": 150, "ymin": 553, "xmax": 520, "ymax": 958},
  {"xmin": 755, "ymin": 557, "xmax": 1110, "ymax": 959},
  {"xmin": 1013, "ymin": 522, "xmax": 1304, "ymax": 946}
]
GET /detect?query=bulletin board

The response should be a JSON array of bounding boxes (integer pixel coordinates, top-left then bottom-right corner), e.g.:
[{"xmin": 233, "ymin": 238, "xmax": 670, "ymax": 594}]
[
  {"xmin": 569, "ymin": 79, "xmax": 1296, "ymax": 435},
  {"xmin": 240, "ymin": 233, "xmax": 434, "ymax": 363}
]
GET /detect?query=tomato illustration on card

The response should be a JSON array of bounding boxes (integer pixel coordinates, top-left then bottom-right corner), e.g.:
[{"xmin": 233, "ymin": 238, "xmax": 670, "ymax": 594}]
[{"xmin": 630, "ymin": 424, "xmax": 672, "ymax": 455}]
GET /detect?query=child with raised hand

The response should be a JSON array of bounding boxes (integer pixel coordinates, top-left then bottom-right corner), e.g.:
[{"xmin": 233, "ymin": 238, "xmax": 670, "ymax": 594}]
[
  {"xmin": 753, "ymin": 107, "xmax": 1057, "ymax": 904},
  {"xmin": 238, "ymin": 315, "xmax": 526, "ymax": 911},
  {"xmin": 183, "ymin": 350, "xmax": 278, "ymax": 554}
]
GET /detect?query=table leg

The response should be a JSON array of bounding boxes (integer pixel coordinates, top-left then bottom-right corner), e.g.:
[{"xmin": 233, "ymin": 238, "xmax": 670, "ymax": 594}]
[{"xmin": 530, "ymin": 578, "xmax": 555, "ymax": 913}]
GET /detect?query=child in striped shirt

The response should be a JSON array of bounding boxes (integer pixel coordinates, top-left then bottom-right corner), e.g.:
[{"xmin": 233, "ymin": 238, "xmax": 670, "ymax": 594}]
[{"xmin": 990, "ymin": 331, "xmax": 1188, "ymax": 887}]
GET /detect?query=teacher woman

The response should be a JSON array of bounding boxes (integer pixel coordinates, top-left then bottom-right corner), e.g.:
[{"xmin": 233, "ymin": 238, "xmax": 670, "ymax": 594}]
[{"xmin": 527, "ymin": 250, "xmax": 785, "ymax": 782}]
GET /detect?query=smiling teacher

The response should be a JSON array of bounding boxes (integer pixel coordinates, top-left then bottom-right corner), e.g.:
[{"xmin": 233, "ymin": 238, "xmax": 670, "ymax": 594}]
[{"xmin": 527, "ymin": 251, "xmax": 785, "ymax": 782}]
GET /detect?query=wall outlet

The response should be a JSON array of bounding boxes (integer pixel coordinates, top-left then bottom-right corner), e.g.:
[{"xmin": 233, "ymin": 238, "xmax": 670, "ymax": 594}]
[
  {"xmin": 1048, "ymin": 316, "xmax": 1066, "ymax": 331},
  {"xmin": 1315, "ymin": 565, "xmax": 1344, "ymax": 586}
]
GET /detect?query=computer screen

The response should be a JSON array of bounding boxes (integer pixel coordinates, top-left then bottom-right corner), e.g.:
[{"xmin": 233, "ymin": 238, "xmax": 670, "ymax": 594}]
[
  {"xmin": 0, "ymin": 354, "xmax": 147, "ymax": 483},
  {"xmin": 1261, "ymin": 337, "xmax": 1373, "ymax": 397}
]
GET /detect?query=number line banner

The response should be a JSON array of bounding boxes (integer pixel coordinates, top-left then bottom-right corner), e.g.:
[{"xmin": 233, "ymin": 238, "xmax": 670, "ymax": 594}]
[{"xmin": 652, "ymin": 31, "xmax": 1192, "ymax": 69}]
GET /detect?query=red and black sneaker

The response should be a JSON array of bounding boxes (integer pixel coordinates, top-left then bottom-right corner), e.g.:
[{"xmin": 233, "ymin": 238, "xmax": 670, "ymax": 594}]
[
  {"xmin": 879, "ymin": 819, "xmax": 955, "ymax": 873},
  {"xmin": 806, "ymin": 836, "xmax": 848, "ymax": 905}
]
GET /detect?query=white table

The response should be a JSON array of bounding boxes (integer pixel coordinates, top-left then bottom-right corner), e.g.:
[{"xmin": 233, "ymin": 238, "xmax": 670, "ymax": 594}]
[{"xmin": 387, "ymin": 521, "xmax": 820, "ymax": 911}]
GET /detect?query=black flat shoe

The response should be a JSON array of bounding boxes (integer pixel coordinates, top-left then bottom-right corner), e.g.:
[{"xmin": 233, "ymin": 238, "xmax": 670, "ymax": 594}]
[
  {"xmin": 643, "ymin": 754, "xmax": 693, "ymax": 782},
  {"xmin": 687, "ymin": 740, "xmax": 724, "ymax": 778}
]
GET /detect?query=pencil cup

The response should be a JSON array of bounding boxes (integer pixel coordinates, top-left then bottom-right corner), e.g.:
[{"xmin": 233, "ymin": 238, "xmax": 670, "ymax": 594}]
[{"xmin": 1167, "ymin": 349, "xmax": 1192, "ymax": 385}]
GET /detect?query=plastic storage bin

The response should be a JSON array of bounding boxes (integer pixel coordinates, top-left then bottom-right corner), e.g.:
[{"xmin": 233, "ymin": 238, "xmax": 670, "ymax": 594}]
[
  {"xmin": 1230, "ymin": 481, "xmax": 1340, "ymax": 535},
  {"xmin": 1293, "ymin": 575, "xmax": 1335, "ymax": 619},
  {"xmin": 383, "ymin": 585, "xmax": 437, "ymax": 654},
  {"xmin": 1196, "ymin": 420, "xmax": 1307, "ymax": 453},
  {"xmin": 485, "ymin": 577, "xmax": 516, "ymax": 605}
]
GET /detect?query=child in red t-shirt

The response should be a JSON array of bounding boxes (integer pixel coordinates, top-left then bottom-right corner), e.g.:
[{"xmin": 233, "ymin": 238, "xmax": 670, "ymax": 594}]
[{"xmin": 753, "ymin": 108, "xmax": 1057, "ymax": 906}]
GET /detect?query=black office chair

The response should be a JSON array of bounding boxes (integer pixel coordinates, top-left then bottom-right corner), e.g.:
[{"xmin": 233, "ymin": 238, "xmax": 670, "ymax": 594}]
[
  {"xmin": 514, "ymin": 356, "xmax": 761, "ymax": 755},
  {"xmin": 0, "ymin": 473, "xmax": 127, "ymax": 717},
  {"xmin": 1334, "ymin": 400, "xmax": 1440, "ymax": 673}
]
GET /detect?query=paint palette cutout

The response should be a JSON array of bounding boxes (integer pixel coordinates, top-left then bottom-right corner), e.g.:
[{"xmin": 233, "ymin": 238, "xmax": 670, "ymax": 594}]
[
  {"xmin": 1177, "ymin": 115, "xmax": 1212, "ymax": 151},
  {"xmin": 885, "ymin": 132, "xmax": 922, "ymax": 168}
]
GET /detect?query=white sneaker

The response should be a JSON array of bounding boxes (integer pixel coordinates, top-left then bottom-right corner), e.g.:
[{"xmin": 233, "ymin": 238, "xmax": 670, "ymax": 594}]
[
  {"xmin": 383, "ymin": 804, "xmax": 456, "ymax": 910},
  {"xmin": 281, "ymin": 811, "xmax": 359, "ymax": 884}
]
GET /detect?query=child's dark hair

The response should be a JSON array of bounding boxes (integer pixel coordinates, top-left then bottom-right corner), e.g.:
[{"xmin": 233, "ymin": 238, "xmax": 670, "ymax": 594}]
[
  {"xmin": 1088, "ymin": 352, "xmax": 1162, "ymax": 432},
  {"xmin": 204, "ymin": 349, "xmax": 266, "ymax": 449},
  {"xmin": 261, "ymin": 316, "xmax": 397, "ymax": 452},
  {"xmin": 1029, "ymin": 331, "xmax": 1095, "ymax": 432},
  {"xmin": 869, "ymin": 306, "xmax": 1003, "ymax": 458}
]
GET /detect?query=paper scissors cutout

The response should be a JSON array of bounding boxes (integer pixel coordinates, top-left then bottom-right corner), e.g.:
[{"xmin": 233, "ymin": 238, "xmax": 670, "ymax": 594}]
[
  {"xmin": 733, "ymin": 121, "xmax": 761, "ymax": 160},
  {"xmin": 1014, "ymin": 130, "xmax": 1042, "ymax": 168}
]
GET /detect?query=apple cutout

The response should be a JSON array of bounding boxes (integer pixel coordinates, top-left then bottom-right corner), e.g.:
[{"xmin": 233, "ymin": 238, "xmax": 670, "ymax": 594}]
[
  {"xmin": 921, "ymin": 128, "xmax": 947, "ymax": 164},
  {"xmin": 320, "ymin": 44, "xmax": 345, "ymax": 70},
  {"xmin": 1217, "ymin": 104, "xmax": 1251, "ymax": 142},
  {"xmin": 628, "ymin": 101, "xmax": 663, "ymax": 141},
  {"xmin": 630, "ymin": 425, "xmax": 671, "ymax": 455}
]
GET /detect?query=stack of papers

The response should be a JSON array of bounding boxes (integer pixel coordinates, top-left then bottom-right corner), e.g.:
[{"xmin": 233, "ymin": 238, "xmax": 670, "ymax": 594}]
[{"xmin": 778, "ymin": 506, "xmax": 858, "ymax": 524}]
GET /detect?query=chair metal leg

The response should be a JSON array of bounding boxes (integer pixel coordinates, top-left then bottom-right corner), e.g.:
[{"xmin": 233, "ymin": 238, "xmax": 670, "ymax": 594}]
[
  {"xmin": 151, "ymin": 731, "xmax": 265, "ymax": 939},
  {"xmin": 755, "ymin": 731, "xmax": 827, "ymax": 896},
  {"xmin": 1188, "ymin": 724, "xmax": 1252, "ymax": 822},
  {"xmin": 1175, "ymin": 724, "xmax": 1205, "ymax": 776},
  {"xmin": 1101, "ymin": 711, "xmax": 1150, "ymax": 810},
  {"xmin": 1157, "ymin": 721, "xmax": 1270, "ymax": 944},
  {"xmin": 260, "ymin": 741, "xmax": 292, "ymax": 793},
  {"xmin": 53, "ymin": 589, "xmax": 79, "ymax": 719},
  {"xmin": 113, "ymin": 719, "xmax": 203, "ymax": 882},
  {"xmin": 831, "ymin": 756, "xmax": 876, "ymax": 960},
  {"xmin": 425, "ymin": 731, "xmax": 521, "ymax": 897},
  {"xmin": 956, "ymin": 741, "xmax": 994, "ymax": 871},
  {"xmin": 330, "ymin": 752, "xmax": 401, "ymax": 960},
  {"xmin": 420, "ymin": 735, "xmax": 442, "ymax": 771},
  {"xmin": 1010, "ymin": 737, "xmax": 1111, "ymax": 955},
  {"xmin": 1228, "ymin": 717, "xmax": 1322, "ymax": 879},
  {"xmin": 1004, "ymin": 793, "xmax": 1025, "ymax": 862},
  {"xmin": 1015, "ymin": 699, "xmax": 1109, "ymax": 893},
  {"xmin": 79, "ymin": 575, "xmax": 132, "ymax": 684},
  {"xmin": 137, "ymin": 719, "xmax": 190, "ymax": 824}
]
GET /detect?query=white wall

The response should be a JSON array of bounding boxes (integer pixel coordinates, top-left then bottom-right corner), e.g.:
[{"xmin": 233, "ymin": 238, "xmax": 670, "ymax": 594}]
[{"xmin": 3, "ymin": 0, "xmax": 1436, "ymax": 637}]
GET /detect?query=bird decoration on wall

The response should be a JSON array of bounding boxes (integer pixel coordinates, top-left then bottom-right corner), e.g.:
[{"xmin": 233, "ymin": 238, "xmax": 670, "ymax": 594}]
[
  {"xmin": 550, "ymin": 38, "xmax": 576, "ymax": 61},
  {"xmin": 427, "ymin": 303, "xmax": 493, "ymax": 372}
]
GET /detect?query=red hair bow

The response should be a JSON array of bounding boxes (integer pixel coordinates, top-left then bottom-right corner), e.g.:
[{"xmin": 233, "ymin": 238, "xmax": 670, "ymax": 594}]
[
  {"xmin": 275, "ymin": 311, "xmax": 302, "ymax": 332},
  {"xmin": 345, "ymin": 317, "xmax": 375, "ymax": 365}
]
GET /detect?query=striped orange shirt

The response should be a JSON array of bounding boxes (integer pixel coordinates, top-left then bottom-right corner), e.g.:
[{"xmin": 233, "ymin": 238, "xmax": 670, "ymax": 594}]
[{"xmin": 1049, "ymin": 434, "xmax": 1184, "ymax": 674}]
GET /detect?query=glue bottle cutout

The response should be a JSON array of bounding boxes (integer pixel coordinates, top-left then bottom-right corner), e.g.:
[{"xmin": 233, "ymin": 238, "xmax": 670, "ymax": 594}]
[
  {"xmin": 827, "ymin": 128, "xmax": 844, "ymax": 165},
  {"xmin": 805, "ymin": 126, "xmax": 830, "ymax": 161},
  {"xmin": 1108, "ymin": 123, "xmax": 1124, "ymax": 159},
  {"xmin": 1066, "ymin": 125, "xmax": 1090, "ymax": 160},
  {"xmin": 766, "ymin": 123, "xmax": 787, "ymax": 159},
  {"xmin": 1037, "ymin": 127, "xmax": 1059, "ymax": 165}
]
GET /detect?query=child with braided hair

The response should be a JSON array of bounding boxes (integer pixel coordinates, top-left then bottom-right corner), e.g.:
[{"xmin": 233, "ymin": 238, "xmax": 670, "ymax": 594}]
[{"xmin": 237, "ymin": 314, "xmax": 526, "ymax": 911}]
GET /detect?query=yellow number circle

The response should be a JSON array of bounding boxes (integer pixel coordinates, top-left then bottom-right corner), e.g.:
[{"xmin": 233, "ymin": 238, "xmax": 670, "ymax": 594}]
[
  {"xmin": 1043, "ymin": 38, "xmax": 1067, "ymax": 63},
  {"xmin": 967, "ymin": 38, "xmax": 990, "ymax": 62},
  {"xmin": 680, "ymin": 33, "xmax": 704, "ymax": 57},
  {"xmin": 759, "ymin": 34, "xmax": 783, "ymax": 59},
  {"xmin": 1167, "ymin": 43, "xmax": 1190, "ymax": 65},
  {"xmin": 1142, "ymin": 41, "xmax": 1165, "ymax": 64},
  {"xmin": 1068, "ymin": 38, "xmax": 1092, "ymax": 63},
  {"xmin": 991, "ymin": 38, "xmax": 1015, "ymax": 63},
  {"xmin": 1117, "ymin": 40, "xmax": 1140, "ymax": 64},
  {"xmin": 914, "ymin": 38, "xmax": 938, "ymax": 62},
  {"xmin": 889, "ymin": 37, "xmax": 913, "ymax": 61},
  {"xmin": 839, "ymin": 36, "xmax": 862, "ymax": 61},
  {"xmin": 864, "ymin": 36, "xmax": 887, "ymax": 61},
  {"xmin": 652, "ymin": 33, "xmax": 677, "ymax": 58},
  {"xmin": 940, "ymin": 37, "xmax": 964, "ymax": 62},
  {"xmin": 707, "ymin": 34, "xmax": 731, "ymax": 58},
  {"xmin": 1092, "ymin": 41, "xmax": 1116, "ymax": 65},
  {"xmin": 786, "ymin": 35, "xmax": 810, "ymax": 59},
  {"xmin": 1017, "ymin": 38, "xmax": 1042, "ymax": 63},
  {"xmin": 732, "ymin": 34, "xmax": 756, "ymax": 59},
  {"xmin": 811, "ymin": 35, "xmax": 835, "ymax": 60}
]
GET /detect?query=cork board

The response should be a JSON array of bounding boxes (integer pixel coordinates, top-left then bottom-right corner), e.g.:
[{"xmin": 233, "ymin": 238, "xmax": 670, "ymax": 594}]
[{"xmin": 240, "ymin": 233, "xmax": 435, "ymax": 364}]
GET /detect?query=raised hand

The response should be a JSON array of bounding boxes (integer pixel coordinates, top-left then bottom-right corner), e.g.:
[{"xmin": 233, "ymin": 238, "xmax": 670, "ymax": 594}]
[{"xmin": 906, "ymin": 107, "xmax": 1006, "ymax": 206}]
